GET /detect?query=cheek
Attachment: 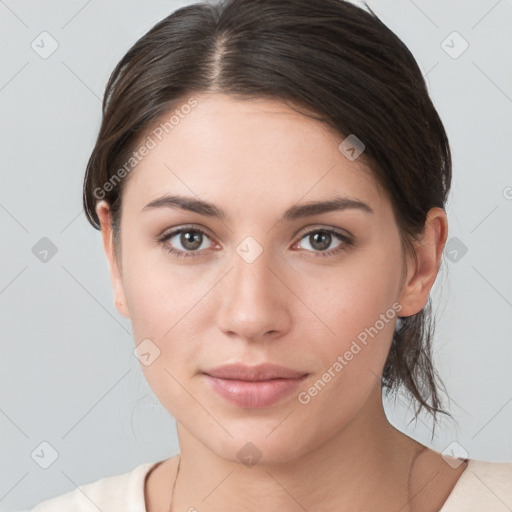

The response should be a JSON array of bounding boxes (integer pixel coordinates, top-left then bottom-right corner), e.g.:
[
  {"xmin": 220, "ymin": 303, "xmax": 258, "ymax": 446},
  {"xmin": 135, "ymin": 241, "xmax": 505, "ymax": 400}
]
[
  {"xmin": 303, "ymin": 248, "xmax": 401, "ymax": 345},
  {"xmin": 120, "ymin": 235, "xmax": 197, "ymax": 338},
  {"xmin": 120, "ymin": 243, "xmax": 214, "ymax": 395},
  {"xmin": 294, "ymin": 242, "xmax": 403, "ymax": 395},
  {"xmin": 124, "ymin": 257, "xmax": 209, "ymax": 420},
  {"xmin": 291, "ymin": 275, "xmax": 401, "ymax": 441}
]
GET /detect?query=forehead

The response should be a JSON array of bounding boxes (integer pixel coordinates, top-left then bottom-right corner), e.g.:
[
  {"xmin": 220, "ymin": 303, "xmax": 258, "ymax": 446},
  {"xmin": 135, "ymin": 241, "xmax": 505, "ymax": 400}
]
[{"xmin": 122, "ymin": 94, "xmax": 388, "ymax": 217}]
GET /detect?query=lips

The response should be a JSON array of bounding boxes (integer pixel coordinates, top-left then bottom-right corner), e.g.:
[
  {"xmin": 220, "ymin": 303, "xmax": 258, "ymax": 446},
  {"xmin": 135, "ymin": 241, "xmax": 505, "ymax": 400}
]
[
  {"xmin": 202, "ymin": 363, "xmax": 308, "ymax": 381},
  {"xmin": 202, "ymin": 363, "xmax": 309, "ymax": 408}
]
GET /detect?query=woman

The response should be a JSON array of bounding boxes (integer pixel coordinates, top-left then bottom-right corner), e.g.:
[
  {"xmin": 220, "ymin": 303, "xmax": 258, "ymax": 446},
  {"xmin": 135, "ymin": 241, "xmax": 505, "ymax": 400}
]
[{"xmin": 29, "ymin": 0, "xmax": 512, "ymax": 510}]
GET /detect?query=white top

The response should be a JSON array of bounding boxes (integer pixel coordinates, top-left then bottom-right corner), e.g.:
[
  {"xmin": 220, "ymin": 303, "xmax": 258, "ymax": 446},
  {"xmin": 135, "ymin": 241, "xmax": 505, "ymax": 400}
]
[{"xmin": 25, "ymin": 459, "xmax": 512, "ymax": 511}]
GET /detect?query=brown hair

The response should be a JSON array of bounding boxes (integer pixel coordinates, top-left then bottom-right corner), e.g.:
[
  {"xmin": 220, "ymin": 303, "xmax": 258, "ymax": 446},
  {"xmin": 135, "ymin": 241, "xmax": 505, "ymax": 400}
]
[{"xmin": 83, "ymin": 0, "xmax": 452, "ymax": 421}]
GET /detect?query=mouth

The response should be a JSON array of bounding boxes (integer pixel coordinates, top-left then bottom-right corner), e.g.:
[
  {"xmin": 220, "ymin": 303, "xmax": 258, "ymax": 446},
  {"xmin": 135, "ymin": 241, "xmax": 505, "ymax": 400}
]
[{"xmin": 202, "ymin": 363, "xmax": 309, "ymax": 408}]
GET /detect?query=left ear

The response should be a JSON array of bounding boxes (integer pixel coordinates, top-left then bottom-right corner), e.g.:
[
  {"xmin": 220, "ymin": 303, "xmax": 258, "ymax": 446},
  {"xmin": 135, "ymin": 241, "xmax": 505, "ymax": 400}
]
[{"xmin": 398, "ymin": 207, "xmax": 448, "ymax": 317}]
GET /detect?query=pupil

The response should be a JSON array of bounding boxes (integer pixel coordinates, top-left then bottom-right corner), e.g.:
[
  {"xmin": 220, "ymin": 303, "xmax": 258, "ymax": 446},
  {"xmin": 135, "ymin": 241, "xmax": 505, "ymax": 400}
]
[
  {"xmin": 182, "ymin": 231, "xmax": 202, "ymax": 250},
  {"xmin": 311, "ymin": 231, "xmax": 331, "ymax": 251}
]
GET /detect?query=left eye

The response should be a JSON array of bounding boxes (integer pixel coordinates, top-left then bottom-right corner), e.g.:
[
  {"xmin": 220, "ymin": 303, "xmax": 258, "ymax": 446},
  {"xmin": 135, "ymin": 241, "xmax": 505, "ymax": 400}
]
[{"xmin": 294, "ymin": 229, "xmax": 352, "ymax": 256}]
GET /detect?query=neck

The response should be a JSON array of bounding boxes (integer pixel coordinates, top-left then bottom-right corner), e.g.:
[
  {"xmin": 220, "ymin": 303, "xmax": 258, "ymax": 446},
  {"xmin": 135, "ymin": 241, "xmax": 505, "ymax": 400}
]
[{"xmin": 172, "ymin": 386, "xmax": 423, "ymax": 511}]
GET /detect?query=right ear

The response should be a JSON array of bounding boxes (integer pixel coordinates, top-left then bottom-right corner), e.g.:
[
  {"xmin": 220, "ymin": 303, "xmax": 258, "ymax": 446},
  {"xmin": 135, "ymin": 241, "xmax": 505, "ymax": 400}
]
[{"xmin": 95, "ymin": 201, "xmax": 130, "ymax": 319}]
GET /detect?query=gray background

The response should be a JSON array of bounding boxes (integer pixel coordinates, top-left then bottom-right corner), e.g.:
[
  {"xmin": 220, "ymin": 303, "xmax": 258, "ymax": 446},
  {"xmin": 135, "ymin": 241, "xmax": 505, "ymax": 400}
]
[{"xmin": 1, "ymin": 0, "xmax": 511, "ymax": 510}]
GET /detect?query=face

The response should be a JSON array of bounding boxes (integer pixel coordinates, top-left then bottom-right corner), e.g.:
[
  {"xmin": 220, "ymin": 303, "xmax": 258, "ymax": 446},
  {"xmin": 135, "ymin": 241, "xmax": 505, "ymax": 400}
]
[{"xmin": 98, "ymin": 93, "xmax": 440, "ymax": 464}]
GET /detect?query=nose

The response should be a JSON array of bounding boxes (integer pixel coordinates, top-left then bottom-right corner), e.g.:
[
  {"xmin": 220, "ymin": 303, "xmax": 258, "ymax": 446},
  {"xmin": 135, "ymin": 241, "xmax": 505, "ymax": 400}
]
[{"xmin": 216, "ymin": 242, "xmax": 292, "ymax": 343}]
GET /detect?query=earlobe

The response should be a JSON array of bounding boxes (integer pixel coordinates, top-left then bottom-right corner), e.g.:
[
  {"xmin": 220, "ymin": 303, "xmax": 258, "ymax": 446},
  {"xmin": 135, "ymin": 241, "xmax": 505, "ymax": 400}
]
[
  {"xmin": 398, "ymin": 207, "xmax": 448, "ymax": 317},
  {"xmin": 95, "ymin": 201, "xmax": 131, "ymax": 319}
]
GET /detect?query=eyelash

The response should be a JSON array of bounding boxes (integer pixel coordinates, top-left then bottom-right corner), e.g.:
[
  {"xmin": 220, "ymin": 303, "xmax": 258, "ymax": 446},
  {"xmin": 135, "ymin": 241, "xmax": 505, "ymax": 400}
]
[{"xmin": 158, "ymin": 226, "xmax": 354, "ymax": 259}]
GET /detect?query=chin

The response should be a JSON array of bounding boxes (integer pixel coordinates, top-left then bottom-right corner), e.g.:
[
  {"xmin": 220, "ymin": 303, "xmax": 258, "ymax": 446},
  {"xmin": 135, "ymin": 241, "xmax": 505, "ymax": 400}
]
[{"xmin": 197, "ymin": 423, "xmax": 315, "ymax": 468}]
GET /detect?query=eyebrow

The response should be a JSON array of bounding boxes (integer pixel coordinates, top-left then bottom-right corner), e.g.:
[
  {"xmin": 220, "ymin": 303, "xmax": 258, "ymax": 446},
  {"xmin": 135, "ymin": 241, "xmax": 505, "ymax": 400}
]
[{"xmin": 141, "ymin": 194, "xmax": 373, "ymax": 221}]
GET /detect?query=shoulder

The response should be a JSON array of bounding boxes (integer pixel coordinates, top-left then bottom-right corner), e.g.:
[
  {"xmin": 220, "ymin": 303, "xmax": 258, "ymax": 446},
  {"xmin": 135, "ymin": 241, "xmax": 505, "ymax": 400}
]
[
  {"xmin": 441, "ymin": 459, "xmax": 512, "ymax": 511},
  {"xmin": 27, "ymin": 461, "xmax": 160, "ymax": 512}
]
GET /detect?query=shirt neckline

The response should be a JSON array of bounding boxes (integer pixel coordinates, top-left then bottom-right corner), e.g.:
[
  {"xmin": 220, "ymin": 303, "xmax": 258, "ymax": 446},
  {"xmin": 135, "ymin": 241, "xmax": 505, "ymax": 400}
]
[
  {"xmin": 134, "ymin": 460, "xmax": 163, "ymax": 512},
  {"xmin": 438, "ymin": 459, "xmax": 477, "ymax": 511},
  {"xmin": 135, "ymin": 458, "xmax": 474, "ymax": 511}
]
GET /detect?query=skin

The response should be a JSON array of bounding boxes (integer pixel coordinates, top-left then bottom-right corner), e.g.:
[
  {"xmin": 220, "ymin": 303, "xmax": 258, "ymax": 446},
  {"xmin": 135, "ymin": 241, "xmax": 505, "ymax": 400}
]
[{"xmin": 96, "ymin": 93, "xmax": 467, "ymax": 511}]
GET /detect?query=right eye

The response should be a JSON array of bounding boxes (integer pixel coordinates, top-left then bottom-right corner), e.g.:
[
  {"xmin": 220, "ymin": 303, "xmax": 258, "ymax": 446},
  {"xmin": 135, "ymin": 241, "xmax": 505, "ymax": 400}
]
[{"xmin": 159, "ymin": 226, "xmax": 217, "ymax": 258}]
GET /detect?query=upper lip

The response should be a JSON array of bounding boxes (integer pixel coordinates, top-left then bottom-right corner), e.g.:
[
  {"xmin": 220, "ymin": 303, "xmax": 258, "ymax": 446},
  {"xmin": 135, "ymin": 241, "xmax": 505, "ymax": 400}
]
[{"xmin": 203, "ymin": 363, "xmax": 308, "ymax": 381}]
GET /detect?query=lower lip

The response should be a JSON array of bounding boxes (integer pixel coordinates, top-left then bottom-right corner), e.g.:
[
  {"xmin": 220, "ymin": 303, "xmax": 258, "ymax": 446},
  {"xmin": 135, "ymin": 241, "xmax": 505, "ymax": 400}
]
[{"xmin": 204, "ymin": 374, "xmax": 308, "ymax": 408}]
